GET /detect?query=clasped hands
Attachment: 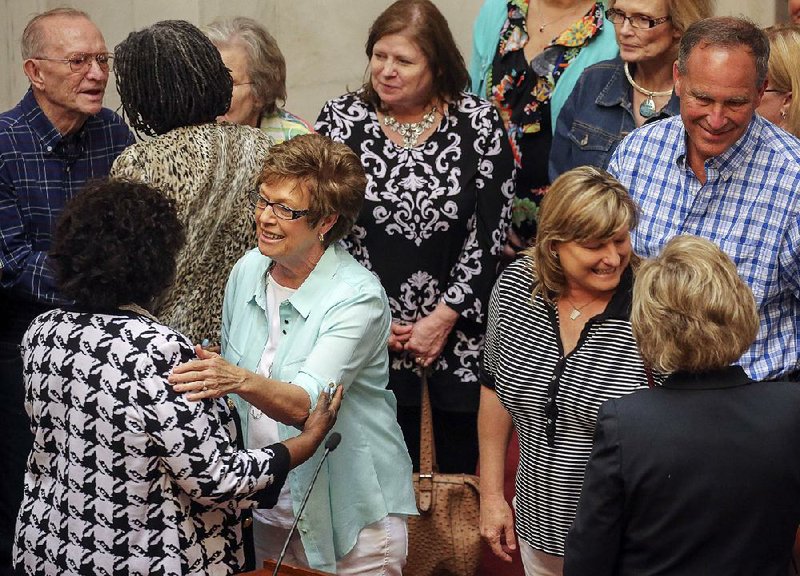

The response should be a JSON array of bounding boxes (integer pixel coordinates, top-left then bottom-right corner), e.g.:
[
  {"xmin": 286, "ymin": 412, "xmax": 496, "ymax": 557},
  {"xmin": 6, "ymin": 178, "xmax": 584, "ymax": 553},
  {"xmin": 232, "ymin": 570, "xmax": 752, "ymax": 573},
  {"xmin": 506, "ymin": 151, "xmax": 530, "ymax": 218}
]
[{"xmin": 389, "ymin": 302, "xmax": 458, "ymax": 368}]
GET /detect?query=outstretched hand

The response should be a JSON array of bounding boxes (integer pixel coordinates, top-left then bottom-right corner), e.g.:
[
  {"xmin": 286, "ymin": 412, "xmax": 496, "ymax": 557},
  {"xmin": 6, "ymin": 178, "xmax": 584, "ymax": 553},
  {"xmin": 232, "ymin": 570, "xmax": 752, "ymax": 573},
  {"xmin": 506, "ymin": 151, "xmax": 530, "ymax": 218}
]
[
  {"xmin": 169, "ymin": 345, "xmax": 248, "ymax": 401},
  {"xmin": 303, "ymin": 385, "xmax": 344, "ymax": 443},
  {"xmin": 285, "ymin": 384, "xmax": 344, "ymax": 467}
]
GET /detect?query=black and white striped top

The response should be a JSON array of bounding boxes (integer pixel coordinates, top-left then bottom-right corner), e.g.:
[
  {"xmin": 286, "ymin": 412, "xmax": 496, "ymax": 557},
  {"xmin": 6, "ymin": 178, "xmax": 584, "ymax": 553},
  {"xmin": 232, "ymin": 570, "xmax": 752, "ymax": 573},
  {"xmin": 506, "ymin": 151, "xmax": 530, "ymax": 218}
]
[{"xmin": 481, "ymin": 256, "xmax": 649, "ymax": 555}]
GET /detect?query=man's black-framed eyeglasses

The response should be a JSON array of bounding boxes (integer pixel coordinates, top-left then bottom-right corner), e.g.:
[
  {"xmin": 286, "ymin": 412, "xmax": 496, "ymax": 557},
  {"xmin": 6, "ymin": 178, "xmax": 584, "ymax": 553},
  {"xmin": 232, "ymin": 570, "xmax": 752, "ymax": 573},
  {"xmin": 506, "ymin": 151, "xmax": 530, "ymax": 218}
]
[
  {"xmin": 248, "ymin": 189, "xmax": 310, "ymax": 220},
  {"xmin": 32, "ymin": 52, "xmax": 113, "ymax": 73},
  {"xmin": 605, "ymin": 8, "xmax": 670, "ymax": 29}
]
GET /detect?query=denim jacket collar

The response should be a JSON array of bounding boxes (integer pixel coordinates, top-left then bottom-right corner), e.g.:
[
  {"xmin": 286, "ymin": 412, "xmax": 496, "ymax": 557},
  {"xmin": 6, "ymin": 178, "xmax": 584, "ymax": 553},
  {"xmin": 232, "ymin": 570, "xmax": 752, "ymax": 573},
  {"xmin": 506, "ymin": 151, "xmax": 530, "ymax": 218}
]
[{"xmin": 595, "ymin": 57, "xmax": 680, "ymax": 122}]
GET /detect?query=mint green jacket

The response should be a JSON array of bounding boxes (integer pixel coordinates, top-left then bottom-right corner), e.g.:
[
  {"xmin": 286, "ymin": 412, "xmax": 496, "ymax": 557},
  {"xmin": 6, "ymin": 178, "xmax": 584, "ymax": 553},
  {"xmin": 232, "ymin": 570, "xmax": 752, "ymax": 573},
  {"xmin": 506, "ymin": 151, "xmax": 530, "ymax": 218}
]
[
  {"xmin": 468, "ymin": 0, "xmax": 618, "ymax": 132},
  {"xmin": 222, "ymin": 245, "xmax": 416, "ymax": 573}
]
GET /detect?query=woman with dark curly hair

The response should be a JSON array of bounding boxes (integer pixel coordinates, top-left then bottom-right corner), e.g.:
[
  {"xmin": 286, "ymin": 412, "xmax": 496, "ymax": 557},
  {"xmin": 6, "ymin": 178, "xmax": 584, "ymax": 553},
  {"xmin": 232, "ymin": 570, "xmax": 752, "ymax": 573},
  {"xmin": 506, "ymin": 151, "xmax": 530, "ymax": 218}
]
[
  {"xmin": 12, "ymin": 178, "xmax": 340, "ymax": 576},
  {"xmin": 111, "ymin": 20, "xmax": 272, "ymax": 346}
]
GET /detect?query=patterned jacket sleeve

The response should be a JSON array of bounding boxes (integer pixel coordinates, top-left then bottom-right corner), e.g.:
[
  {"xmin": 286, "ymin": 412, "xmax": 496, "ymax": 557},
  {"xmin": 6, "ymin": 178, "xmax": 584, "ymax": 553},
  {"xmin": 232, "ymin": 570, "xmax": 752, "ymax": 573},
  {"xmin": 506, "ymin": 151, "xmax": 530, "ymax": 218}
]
[
  {"xmin": 441, "ymin": 98, "xmax": 515, "ymax": 324},
  {"xmin": 140, "ymin": 333, "xmax": 290, "ymax": 508}
]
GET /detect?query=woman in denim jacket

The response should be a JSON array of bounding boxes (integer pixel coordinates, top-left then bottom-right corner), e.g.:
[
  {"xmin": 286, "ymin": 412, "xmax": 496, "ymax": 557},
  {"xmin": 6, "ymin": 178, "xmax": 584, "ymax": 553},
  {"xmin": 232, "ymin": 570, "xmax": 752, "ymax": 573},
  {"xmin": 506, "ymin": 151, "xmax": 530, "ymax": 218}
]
[{"xmin": 549, "ymin": 0, "xmax": 712, "ymax": 180}]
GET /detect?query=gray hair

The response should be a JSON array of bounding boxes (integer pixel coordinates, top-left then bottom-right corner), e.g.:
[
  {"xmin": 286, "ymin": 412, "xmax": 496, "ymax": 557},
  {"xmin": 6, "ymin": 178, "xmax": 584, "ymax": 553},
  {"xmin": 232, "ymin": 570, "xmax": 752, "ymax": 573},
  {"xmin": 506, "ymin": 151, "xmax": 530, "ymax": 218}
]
[
  {"xmin": 677, "ymin": 17, "xmax": 770, "ymax": 88},
  {"xmin": 22, "ymin": 7, "xmax": 92, "ymax": 59},
  {"xmin": 205, "ymin": 17, "xmax": 286, "ymax": 117}
]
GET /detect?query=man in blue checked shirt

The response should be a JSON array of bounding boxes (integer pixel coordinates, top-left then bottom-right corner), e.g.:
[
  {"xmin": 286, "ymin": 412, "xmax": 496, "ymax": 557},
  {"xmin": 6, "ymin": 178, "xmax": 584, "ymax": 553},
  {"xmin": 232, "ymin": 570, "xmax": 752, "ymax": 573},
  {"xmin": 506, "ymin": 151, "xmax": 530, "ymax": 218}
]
[
  {"xmin": 608, "ymin": 17, "xmax": 800, "ymax": 383},
  {"xmin": 0, "ymin": 8, "xmax": 132, "ymax": 573}
]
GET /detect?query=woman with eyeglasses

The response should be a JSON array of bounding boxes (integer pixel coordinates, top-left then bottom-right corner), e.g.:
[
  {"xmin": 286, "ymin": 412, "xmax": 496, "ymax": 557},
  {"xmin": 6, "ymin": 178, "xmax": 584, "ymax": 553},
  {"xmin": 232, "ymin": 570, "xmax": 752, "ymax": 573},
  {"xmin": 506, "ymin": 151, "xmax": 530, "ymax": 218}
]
[
  {"xmin": 111, "ymin": 20, "xmax": 272, "ymax": 347},
  {"xmin": 479, "ymin": 166, "xmax": 652, "ymax": 576},
  {"xmin": 549, "ymin": 0, "xmax": 713, "ymax": 179},
  {"xmin": 168, "ymin": 134, "xmax": 416, "ymax": 575},
  {"xmin": 756, "ymin": 25, "xmax": 800, "ymax": 138},
  {"xmin": 469, "ymin": 0, "xmax": 618, "ymax": 252}
]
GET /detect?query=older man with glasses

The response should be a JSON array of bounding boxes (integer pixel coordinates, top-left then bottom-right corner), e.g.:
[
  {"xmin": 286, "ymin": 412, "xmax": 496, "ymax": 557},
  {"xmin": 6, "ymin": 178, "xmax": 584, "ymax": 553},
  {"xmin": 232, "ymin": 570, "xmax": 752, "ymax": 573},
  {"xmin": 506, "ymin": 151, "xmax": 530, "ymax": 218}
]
[{"xmin": 0, "ymin": 8, "xmax": 132, "ymax": 575}]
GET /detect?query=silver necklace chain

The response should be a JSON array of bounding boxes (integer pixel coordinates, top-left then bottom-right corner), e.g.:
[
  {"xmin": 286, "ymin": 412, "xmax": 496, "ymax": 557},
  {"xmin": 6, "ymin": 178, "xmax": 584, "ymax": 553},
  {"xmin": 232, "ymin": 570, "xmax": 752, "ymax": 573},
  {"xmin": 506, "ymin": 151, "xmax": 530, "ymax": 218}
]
[
  {"xmin": 383, "ymin": 106, "xmax": 437, "ymax": 149},
  {"xmin": 535, "ymin": 1, "xmax": 586, "ymax": 33},
  {"xmin": 562, "ymin": 295, "xmax": 601, "ymax": 321}
]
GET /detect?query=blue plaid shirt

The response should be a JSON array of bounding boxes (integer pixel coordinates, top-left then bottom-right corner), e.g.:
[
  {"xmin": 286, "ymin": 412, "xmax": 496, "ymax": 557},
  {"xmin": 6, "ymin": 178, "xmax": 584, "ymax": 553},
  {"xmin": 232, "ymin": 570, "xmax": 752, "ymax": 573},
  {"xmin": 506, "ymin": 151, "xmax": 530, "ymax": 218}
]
[
  {"xmin": 609, "ymin": 114, "xmax": 800, "ymax": 380},
  {"xmin": 0, "ymin": 88, "xmax": 133, "ymax": 305}
]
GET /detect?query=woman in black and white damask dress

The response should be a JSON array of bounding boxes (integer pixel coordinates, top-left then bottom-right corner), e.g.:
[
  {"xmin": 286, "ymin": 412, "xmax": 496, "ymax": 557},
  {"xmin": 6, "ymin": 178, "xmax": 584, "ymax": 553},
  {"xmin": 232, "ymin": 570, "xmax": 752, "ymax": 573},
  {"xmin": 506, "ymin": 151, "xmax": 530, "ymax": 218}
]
[{"xmin": 316, "ymin": 0, "xmax": 515, "ymax": 474}]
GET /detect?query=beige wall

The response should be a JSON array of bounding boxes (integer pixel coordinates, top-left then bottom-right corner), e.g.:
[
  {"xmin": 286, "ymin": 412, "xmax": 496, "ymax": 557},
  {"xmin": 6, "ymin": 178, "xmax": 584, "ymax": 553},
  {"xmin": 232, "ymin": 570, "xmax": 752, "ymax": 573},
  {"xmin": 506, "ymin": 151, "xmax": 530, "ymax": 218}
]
[{"xmin": 0, "ymin": 0, "xmax": 786, "ymax": 124}]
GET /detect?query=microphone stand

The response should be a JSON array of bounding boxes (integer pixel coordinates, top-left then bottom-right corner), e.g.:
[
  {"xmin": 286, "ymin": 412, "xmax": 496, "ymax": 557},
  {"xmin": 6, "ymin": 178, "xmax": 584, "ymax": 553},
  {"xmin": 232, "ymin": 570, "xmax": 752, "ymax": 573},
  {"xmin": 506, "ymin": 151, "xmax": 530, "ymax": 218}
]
[{"xmin": 272, "ymin": 432, "xmax": 341, "ymax": 576}]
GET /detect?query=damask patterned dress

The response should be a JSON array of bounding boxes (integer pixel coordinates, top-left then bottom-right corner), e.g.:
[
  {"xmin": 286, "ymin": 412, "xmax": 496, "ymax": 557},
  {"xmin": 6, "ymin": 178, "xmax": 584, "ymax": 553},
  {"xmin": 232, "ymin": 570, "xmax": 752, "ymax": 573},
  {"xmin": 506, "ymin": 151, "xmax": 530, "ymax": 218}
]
[
  {"xmin": 489, "ymin": 1, "xmax": 605, "ymax": 238},
  {"xmin": 316, "ymin": 91, "xmax": 514, "ymax": 413}
]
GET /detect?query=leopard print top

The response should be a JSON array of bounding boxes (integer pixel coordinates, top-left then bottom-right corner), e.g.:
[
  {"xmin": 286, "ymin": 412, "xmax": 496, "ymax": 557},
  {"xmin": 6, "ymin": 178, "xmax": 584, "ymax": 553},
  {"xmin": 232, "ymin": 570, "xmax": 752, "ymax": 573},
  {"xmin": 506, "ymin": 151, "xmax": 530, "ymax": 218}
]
[{"xmin": 111, "ymin": 123, "xmax": 271, "ymax": 344}]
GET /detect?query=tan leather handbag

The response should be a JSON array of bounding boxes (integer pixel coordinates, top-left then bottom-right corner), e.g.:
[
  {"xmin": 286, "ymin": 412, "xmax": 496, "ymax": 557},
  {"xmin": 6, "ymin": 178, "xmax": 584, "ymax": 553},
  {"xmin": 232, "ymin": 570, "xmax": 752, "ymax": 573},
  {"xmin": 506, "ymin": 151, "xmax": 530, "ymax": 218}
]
[{"xmin": 405, "ymin": 373, "xmax": 481, "ymax": 576}]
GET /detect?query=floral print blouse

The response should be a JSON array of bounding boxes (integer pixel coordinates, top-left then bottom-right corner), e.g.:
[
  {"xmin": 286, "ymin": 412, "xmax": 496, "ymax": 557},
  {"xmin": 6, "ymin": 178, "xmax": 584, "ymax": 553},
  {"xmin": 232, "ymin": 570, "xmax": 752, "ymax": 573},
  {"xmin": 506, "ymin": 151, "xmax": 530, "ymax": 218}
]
[{"xmin": 489, "ymin": 1, "xmax": 605, "ymax": 237}]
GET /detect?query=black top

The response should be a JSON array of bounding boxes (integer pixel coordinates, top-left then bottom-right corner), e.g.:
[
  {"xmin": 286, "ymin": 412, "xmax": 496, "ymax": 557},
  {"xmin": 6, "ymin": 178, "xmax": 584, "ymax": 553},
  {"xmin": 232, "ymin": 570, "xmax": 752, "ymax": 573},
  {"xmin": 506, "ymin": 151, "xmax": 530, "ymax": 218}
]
[
  {"xmin": 565, "ymin": 365, "xmax": 800, "ymax": 575},
  {"xmin": 316, "ymin": 91, "xmax": 515, "ymax": 410}
]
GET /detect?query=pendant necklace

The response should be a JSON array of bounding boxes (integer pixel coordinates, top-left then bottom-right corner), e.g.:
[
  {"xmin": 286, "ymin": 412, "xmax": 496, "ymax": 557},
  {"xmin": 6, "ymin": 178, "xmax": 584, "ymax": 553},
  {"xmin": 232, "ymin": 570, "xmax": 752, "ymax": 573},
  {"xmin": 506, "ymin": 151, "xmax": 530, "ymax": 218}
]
[
  {"xmin": 624, "ymin": 62, "xmax": 673, "ymax": 119},
  {"xmin": 383, "ymin": 106, "xmax": 437, "ymax": 149},
  {"xmin": 562, "ymin": 295, "xmax": 600, "ymax": 321},
  {"xmin": 535, "ymin": 0, "xmax": 588, "ymax": 33}
]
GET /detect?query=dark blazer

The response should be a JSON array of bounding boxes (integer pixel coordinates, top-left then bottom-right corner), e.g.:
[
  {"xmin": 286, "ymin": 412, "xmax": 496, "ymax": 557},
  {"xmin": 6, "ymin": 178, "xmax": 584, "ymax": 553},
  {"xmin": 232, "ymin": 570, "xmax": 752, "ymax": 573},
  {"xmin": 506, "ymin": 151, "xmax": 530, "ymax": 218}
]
[{"xmin": 564, "ymin": 366, "xmax": 800, "ymax": 576}]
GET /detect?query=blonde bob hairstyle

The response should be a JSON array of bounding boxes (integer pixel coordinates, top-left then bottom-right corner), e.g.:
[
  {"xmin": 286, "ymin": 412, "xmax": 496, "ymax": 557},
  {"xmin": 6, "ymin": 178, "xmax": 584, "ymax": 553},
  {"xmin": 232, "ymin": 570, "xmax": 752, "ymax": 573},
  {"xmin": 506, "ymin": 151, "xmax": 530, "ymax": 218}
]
[
  {"xmin": 764, "ymin": 25, "xmax": 800, "ymax": 138},
  {"xmin": 631, "ymin": 235, "xmax": 758, "ymax": 374},
  {"xmin": 529, "ymin": 166, "xmax": 639, "ymax": 303}
]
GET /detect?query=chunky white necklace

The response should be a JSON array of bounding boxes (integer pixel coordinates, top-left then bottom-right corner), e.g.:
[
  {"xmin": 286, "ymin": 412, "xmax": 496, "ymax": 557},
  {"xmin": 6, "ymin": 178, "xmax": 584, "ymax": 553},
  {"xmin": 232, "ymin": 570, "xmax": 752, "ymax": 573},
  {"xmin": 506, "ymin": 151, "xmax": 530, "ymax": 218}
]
[
  {"xmin": 624, "ymin": 62, "xmax": 673, "ymax": 119},
  {"xmin": 383, "ymin": 106, "xmax": 437, "ymax": 149}
]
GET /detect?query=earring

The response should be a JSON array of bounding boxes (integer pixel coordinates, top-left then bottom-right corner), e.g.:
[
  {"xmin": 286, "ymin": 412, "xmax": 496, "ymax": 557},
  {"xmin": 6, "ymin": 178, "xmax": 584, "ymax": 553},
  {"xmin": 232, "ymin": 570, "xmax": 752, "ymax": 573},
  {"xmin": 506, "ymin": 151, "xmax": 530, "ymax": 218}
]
[
  {"xmin": 550, "ymin": 250, "xmax": 558, "ymax": 259},
  {"xmin": 781, "ymin": 110, "xmax": 787, "ymax": 120},
  {"xmin": 318, "ymin": 232, "xmax": 325, "ymax": 243}
]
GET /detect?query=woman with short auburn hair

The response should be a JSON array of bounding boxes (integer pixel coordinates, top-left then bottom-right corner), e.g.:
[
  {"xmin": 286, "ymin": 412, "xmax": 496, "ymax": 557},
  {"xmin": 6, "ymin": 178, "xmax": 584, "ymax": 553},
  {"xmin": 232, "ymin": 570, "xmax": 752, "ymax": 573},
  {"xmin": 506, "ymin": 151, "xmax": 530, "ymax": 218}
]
[
  {"xmin": 169, "ymin": 134, "xmax": 416, "ymax": 575},
  {"xmin": 479, "ymin": 166, "xmax": 651, "ymax": 575}
]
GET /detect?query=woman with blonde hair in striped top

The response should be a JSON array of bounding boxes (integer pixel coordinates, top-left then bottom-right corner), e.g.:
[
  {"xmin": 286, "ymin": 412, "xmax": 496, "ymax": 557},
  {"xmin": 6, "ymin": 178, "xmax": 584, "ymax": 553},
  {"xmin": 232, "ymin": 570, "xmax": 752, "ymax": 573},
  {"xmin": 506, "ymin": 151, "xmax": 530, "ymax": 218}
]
[{"xmin": 479, "ymin": 165, "xmax": 652, "ymax": 576}]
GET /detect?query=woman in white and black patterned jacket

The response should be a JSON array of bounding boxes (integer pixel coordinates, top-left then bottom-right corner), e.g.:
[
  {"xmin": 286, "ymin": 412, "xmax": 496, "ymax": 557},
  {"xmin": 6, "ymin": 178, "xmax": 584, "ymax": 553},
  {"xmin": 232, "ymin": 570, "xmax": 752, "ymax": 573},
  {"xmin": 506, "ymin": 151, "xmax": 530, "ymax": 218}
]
[{"xmin": 12, "ymin": 179, "xmax": 340, "ymax": 576}]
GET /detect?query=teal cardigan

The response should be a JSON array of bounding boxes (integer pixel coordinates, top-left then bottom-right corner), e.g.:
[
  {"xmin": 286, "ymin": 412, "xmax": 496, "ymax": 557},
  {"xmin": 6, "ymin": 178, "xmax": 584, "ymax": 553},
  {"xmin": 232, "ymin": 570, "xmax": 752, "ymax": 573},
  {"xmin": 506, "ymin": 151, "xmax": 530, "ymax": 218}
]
[{"xmin": 468, "ymin": 0, "xmax": 618, "ymax": 132}]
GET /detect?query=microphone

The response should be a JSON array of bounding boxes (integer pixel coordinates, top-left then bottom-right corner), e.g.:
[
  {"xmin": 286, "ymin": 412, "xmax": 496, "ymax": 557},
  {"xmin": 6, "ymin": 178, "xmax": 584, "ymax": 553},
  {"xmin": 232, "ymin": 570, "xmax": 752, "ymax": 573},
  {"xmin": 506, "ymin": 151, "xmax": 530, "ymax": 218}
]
[{"xmin": 272, "ymin": 432, "xmax": 341, "ymax": 576}]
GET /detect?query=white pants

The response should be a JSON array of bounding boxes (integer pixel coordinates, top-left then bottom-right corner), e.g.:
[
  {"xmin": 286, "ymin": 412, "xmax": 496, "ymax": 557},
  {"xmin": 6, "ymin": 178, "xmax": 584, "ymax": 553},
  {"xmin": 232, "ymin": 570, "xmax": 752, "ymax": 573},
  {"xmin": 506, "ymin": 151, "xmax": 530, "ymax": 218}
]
[
  {"xmin": 253, "ymin": 514, "xmax": 408, "ymax": 576},
  {"xmin": 519, "ymin": 540, "xmax": 564, "ymax": 576}
]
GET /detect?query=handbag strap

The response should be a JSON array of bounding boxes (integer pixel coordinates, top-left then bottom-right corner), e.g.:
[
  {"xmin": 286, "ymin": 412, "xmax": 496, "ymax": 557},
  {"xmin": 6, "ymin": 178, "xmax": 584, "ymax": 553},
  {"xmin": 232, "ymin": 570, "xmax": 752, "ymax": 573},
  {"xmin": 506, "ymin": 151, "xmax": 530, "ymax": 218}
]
[{"xmin": 418, "ymin": 371, "xmax": 436, "ymax": 513}]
